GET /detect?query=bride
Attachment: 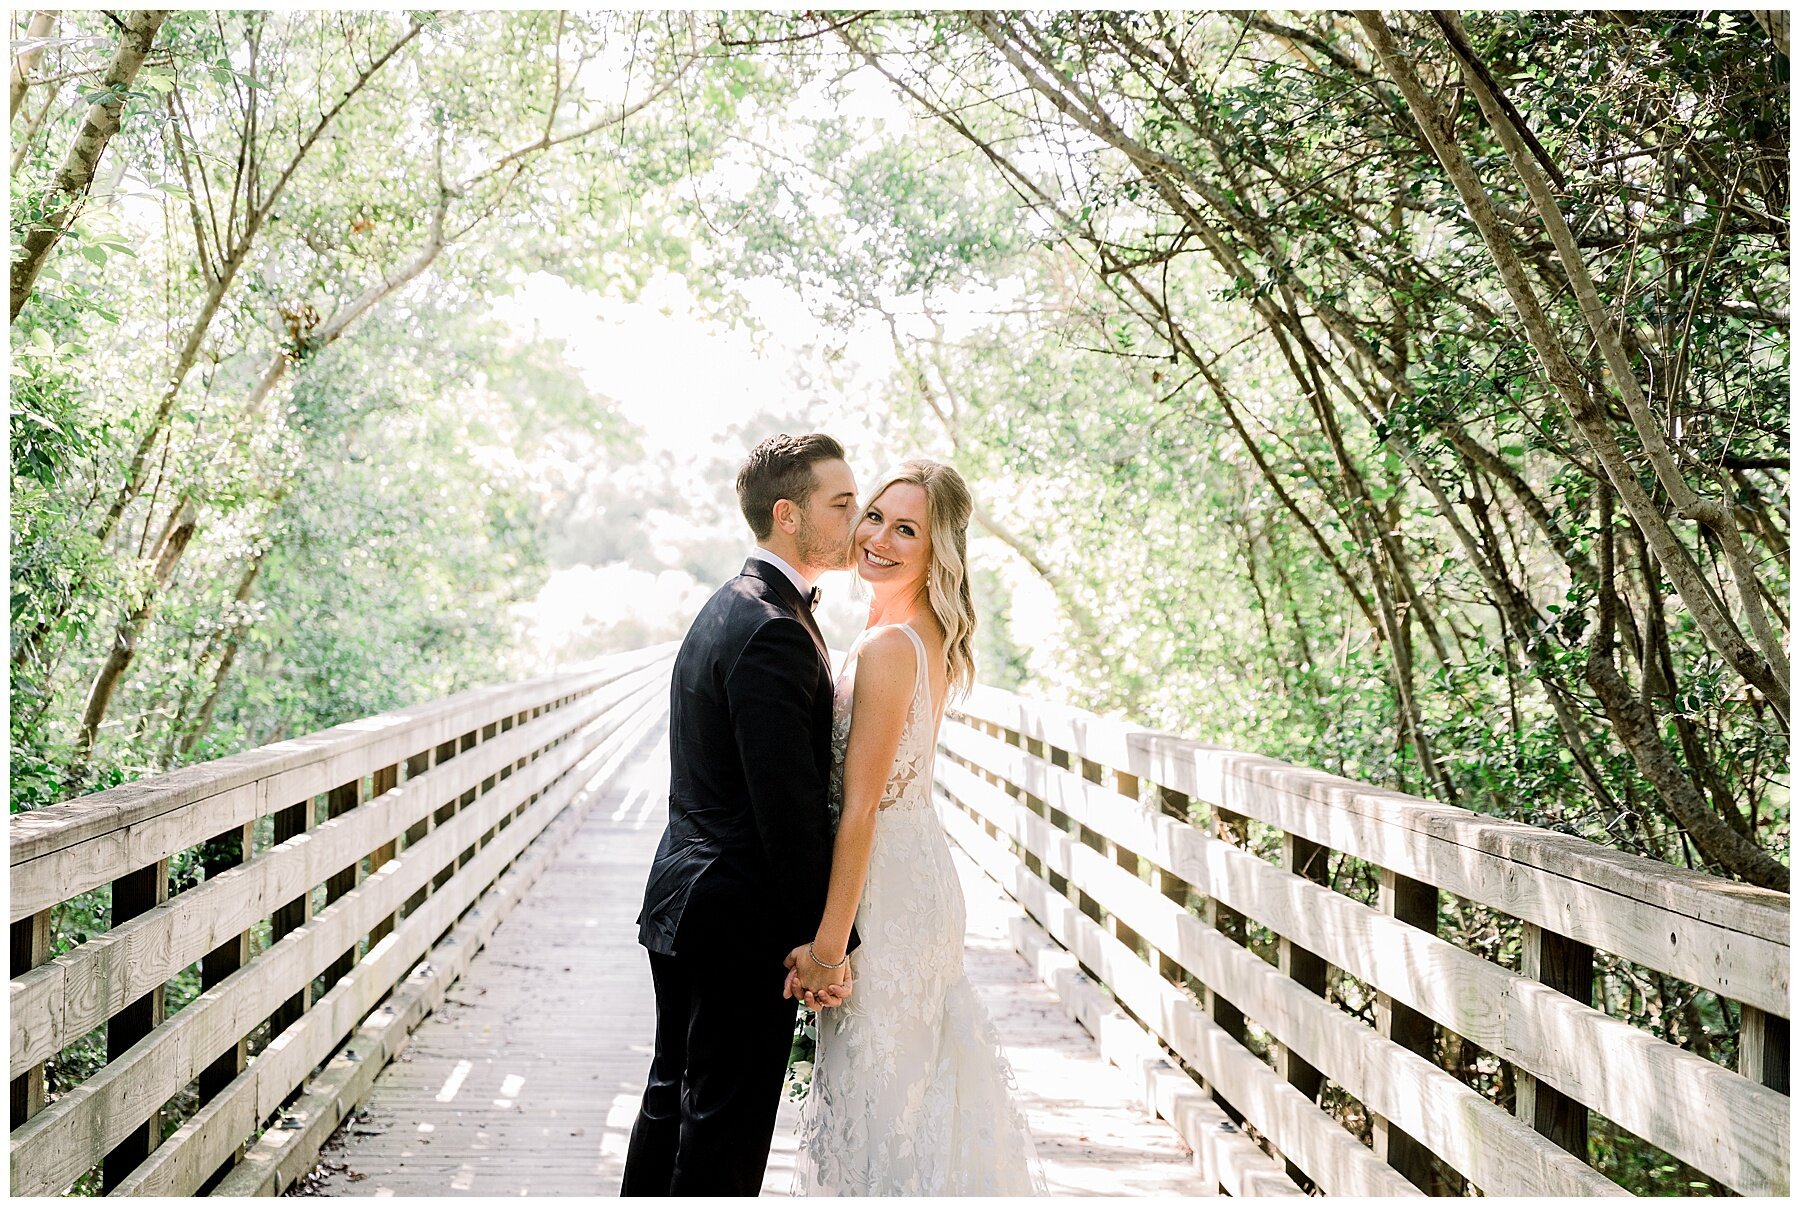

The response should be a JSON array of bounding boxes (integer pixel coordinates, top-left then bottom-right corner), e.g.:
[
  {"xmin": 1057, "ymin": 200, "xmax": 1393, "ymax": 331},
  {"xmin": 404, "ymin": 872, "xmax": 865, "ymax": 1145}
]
[{"xmin": 783, "ymin": 458, "xmax": 1044, "ymax": 1196}]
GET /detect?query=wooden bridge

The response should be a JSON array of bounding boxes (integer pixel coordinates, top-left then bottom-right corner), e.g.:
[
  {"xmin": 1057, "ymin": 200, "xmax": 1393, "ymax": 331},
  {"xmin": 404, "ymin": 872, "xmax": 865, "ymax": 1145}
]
[{"xmin": 9, "ymin": 646, "xmax": 1790, "ymax": 1196}]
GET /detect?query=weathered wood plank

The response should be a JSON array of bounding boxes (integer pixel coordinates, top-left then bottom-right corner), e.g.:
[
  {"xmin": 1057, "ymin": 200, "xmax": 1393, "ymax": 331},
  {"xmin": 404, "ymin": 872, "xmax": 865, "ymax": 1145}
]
[
  {"xmin": 939, "ymin": 719, "xmax": 1791, "ymax": 1194},
  {"xmin": 1371, "ymin": 867, "xmax": 1437, "ymax": 1191},
  {"xmin": 114, "ymin": 699, "xmax": 670, "ymax": 1198},
  {"xmin": 8, "ymin": 680, "xmax": 660, "ymax": 1197},
  {"xmin": 8, "ymin": 646, "xmax": 671, "ymax": 869},
  {"xmin": 939, "ymin": 761, "xmax": 1625, "ymax": 1196},
  {"xmin": 10, "ymin": 659, "xmax": 669, "ymax": 923},
  {"xmin": 10, "ymin": 673, "xmax": 660, "ymax": 1072},
  {"xmin": 1005, "ymin": 905, "xmax": 1304, "ymax": 1196},
  {"xmin": 1516, "ymin": 923, "xmax": 1593, "ymax": 1157},
  {"xmin": 949, "ymin": 694, "xmax": 1789, "ymax": 1009},
  {"xmin": 936, "ymin": 790, "xmax": 1421, "ymax": 1198},
  {"xmin": 10, "ymin": 908, "xmax": 51, "ymax": 1129}
]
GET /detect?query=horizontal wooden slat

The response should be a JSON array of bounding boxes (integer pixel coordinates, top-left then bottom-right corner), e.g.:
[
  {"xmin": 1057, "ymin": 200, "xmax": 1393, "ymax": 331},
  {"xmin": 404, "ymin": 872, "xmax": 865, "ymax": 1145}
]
[
  {"xmin": 7, "ymin": 674, "xmax": 658, "ymax": 1197},
  {"xmin": 936, "ymin": 791, "xmax": 1421, "ymax": 1197},
  {"xmin": 950, "ymin": 691, "xmax": 1790, "ymax": 1015},
  {"xmin": 940, "ymin": 721, "xmax": 1791, "ymax": 1194},
  {"xmin": 939, "ymin": 760, "xmax": 1625, "ymax": 1196},
  {"xmin": 9, "ymin": 644, "xmax": 672, "ymax": 877},
  {"xmin": 10, "ymin": 664, "xmax": 666, "ymax": 1071},
  {"xmin": 109, "ymin": 693, "xmax": 667, "ymax": 1196},
  {"xmin": 1005, "ymin": 910, "xmax": 1306, "ymax": 1196}
]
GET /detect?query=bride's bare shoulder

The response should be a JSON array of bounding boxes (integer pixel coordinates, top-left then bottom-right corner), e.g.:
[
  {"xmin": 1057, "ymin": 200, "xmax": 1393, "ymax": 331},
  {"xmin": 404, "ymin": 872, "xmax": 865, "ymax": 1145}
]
[{"xmin": 850, "ymin": 626, "xmax": 918, "ymax": 688}]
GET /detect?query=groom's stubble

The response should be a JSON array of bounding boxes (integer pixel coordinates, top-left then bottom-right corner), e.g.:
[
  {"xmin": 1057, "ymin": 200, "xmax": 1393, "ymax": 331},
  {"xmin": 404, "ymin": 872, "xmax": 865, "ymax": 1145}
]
[
  {"xmin": 792, "ymin": 457, "xmax": 858, "ymax": 574},
  {"xmin": 795, "ymin": 510, "xmax": 852, "ymax": 573}
]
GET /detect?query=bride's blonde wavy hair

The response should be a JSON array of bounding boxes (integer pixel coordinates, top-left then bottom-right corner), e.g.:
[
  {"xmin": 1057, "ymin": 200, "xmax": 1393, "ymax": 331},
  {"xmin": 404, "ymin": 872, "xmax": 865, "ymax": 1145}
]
[{"xmin": 856, "ymin": 458, "xmax": 978, "ymax": 699}]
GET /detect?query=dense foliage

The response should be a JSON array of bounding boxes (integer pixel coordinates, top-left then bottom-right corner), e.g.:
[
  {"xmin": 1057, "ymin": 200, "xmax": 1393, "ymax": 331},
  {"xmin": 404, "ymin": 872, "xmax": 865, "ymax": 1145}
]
[
  {"xmin": 736, "ymin": 11, "xmax": 1791, "ymax": 893},
  {"xmin": 11, "ymin": 11, "xmax": 749, "ymax": 804},
  {"xmin": 9, "ymin": 10, "xmax": 1788, "ymax": 1195}
]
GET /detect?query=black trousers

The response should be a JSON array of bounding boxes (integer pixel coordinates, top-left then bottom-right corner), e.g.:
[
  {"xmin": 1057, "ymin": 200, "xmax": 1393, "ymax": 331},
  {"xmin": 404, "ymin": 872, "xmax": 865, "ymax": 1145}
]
[{"xmin": 620, "ymin": 947, "xmax": 798, "ymax": 1197}]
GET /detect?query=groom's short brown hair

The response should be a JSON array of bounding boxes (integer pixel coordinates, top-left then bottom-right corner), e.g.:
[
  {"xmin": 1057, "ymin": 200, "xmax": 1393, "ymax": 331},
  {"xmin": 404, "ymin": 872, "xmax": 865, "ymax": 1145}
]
[{"xmin": 737, "ymin": 433, "xmax": 847, "ymax": 540}]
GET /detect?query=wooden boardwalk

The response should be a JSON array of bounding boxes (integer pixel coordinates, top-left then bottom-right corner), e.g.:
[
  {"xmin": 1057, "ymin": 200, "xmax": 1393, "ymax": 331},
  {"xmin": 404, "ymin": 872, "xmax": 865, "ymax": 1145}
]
[{"xmin": 297, "ymin": 714, "xmax": 1205, "ymax": 1196}]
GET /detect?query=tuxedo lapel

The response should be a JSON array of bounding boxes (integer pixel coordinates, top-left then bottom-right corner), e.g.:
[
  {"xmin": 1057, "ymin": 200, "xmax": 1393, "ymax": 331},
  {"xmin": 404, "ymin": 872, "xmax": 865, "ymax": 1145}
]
[{"xmin": 740, "ymin": 558, "xmax": 830, "ymax": 670}]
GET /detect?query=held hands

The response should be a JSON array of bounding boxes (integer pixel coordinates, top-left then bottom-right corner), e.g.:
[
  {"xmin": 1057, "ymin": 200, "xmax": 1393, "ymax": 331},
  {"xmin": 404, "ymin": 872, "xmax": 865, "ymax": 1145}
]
[{"xmin": 784, "ymin": 944, "xmax": 853, "ymax": 1010}]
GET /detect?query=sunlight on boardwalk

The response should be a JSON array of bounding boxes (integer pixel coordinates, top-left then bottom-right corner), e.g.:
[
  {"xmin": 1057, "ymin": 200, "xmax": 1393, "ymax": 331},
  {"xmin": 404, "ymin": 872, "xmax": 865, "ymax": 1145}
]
[{"xmin": 305, "ymin": 715, "xmax": 1204, "ymax": 1197}]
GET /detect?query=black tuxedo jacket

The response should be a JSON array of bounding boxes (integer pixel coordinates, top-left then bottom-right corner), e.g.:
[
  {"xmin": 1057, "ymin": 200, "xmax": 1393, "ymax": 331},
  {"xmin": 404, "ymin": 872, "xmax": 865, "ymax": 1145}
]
[{"xmin": 637, "ymin": 558, "xmax": 852, "ymax": 964}]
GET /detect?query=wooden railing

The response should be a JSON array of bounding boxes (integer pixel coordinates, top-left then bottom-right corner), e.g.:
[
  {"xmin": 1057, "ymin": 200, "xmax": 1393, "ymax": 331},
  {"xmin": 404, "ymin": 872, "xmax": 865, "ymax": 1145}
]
[
  {"xmin": 935, "ymin": 683, "xmax": 1790, "ymax": 1197},
  {"xmin": 9, "ymin": 645, "xmax": 674, "ymax": 1196}
]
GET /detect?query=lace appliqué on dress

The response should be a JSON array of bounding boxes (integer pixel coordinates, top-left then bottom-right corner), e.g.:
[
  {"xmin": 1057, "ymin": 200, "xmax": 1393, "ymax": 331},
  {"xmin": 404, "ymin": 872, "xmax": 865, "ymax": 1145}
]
[{"xmin": 795, "ymin": 624, "xmax": 1046, "ymax": 1197}]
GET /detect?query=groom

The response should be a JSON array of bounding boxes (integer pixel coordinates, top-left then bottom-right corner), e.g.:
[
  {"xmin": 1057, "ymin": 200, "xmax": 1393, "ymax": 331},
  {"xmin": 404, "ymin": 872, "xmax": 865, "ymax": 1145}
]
[{"xmin": 623, "ymin": 433, "xmax": 860, "ymax": 1197}]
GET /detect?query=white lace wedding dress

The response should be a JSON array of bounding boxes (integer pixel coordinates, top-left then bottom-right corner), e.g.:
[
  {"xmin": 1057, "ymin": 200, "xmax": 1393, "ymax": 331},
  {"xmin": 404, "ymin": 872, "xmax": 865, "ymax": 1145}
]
[{"xmin": 794, "ymin": 623, "xmax": 1045, "ymax": 1196}]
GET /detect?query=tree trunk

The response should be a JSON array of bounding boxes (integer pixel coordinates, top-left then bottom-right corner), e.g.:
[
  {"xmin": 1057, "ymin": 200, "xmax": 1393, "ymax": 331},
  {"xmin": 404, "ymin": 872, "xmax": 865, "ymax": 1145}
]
[
  {"xmin": 65, "ymin": 187, "xmax": 451, "ymax": 763},
  {"xmin": 10, "ymin": 10, "xmax": 169, "ymax": 321},
  {"xmin": 1750, "ymin": 11, "xmax": 1789, "ymax": 57},
  {"xmin": 173, "ymin": 549, "xmax": 269, "ymax": 760},
  {"xmin": 1354, "ymin": 11, "xmax": 1788, "ymax": 722},
  {"xmin": 10, "ymin": 18, "xmax": 426, "ymax": 675},
  {"xmin": 9, "ymin": 10, "xmax": 57, "ymax": 119},
  {"xmin": 70, "ymin": 497, "xmax": 197, "ymax": 782},
  {"xmin": 1585, "ymin": 491, "xmax": 1787, "ymax": 890},
  {"xmin": 1432, "ymin": 10, "xmax": 1790, "ymax": 700}
]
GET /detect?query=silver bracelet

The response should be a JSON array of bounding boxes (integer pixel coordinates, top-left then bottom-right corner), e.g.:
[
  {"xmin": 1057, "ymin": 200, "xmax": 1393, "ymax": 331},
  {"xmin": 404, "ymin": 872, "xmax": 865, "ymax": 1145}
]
[{"xmin": 808, "ymin": 942, "xmax": 848, "ymax": 969}]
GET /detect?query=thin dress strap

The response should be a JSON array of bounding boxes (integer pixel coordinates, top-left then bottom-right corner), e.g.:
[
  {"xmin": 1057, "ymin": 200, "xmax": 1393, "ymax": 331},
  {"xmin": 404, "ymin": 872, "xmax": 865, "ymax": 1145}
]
[
  {"xmin": 849, "ymin": 622, "xmax": 935, "ymax": 738},
  {"xmin": 895, "ymin": 623, "xmax": 931, "ymax": 716},
  {"xmin": 894, "ymin": 621, "xmax": 944, "ymax": 768}
]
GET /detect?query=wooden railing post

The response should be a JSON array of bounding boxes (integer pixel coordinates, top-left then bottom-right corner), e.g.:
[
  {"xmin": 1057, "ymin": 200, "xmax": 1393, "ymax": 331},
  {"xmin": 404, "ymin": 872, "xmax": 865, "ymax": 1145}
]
[
  {"xmin": 1152, "ymin": 786, "xmax": 1195, "ymax": 990},
  {"xmin": 322, "ymin": 778, "xmax": 364, "ymax": 988},
  {"xmin": 1108, "ymin": 770, "xmax": 1147, "ymax": 959},
  {"xmin": 198, "ymin": 821, "xmax": 256, "ymax": 1190},
  {"xmin": 268, "ymin": 796, "xmax": 314, "ymax": 1037},
  {"xmin": 477, "ymin": 720, "xmax": 500, "ymax": 850},
  {"xmin": 432, "ymin": 736, "xmax": 461, "ymax": 893},
  {"xmin": 1276, "ymin": 833, "xmax": 1329, "ymax": 1188},
  {"xmin": 504, "ymin": 708, "xmax": 529, "ymax": 823},
  {"xmin": 368, "ymin": 763, "xmax": 401, "ymax": 947},
  {"xmin": 454, "ymin": 728, "xmax": 478, "ymax": 874},
  {"xmin": 986, "ymin": 726, "xmax": 1024, "ymax": 846},
  {"xmin": 10, "ymin": 908, "xmax": 51, "ymax": 1128},
  {"xmin": 1515, "ymin": 923, "xmax": 1594, "ymax": 1157},
  {"xmin": 1740, "ymin": 1006, "xmax": 1790, "ymax": 1096},
  {"xmin": 103, "ymin": 857, "xmax": 170, "ymax": 1191},
  {"xmin": 1076, "ymin": 759, "xmax": 1107, "ymax": 924},
  {"xmin": 1373, "ymin": 867, "xmax": 1437, "ymax": 1190},
  {"xmin": 199, "ymin": 823, "xmax": 256, "ymax": 1098},
  {"xmin": 1043, "ymin": 745, "xmax": 1089, "ymax": 921},
  {"xmin": 401, "ymin": 748, "xmax": 434, "ymax": 918},
  {"xmin": 1204, "ymin": 805, "xmax": 1250, "ymax": 1125},
  {"xmin": 1020, "ymin": 735, "xmax": 1048, "ymax": 884}
]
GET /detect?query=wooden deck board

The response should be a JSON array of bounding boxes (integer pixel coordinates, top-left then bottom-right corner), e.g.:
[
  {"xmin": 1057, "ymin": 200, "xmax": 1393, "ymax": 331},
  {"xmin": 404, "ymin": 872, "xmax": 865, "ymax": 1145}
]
[{"xmin": 298, "ymin": 719, "xmax": 1207, "ymax": 1197}]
